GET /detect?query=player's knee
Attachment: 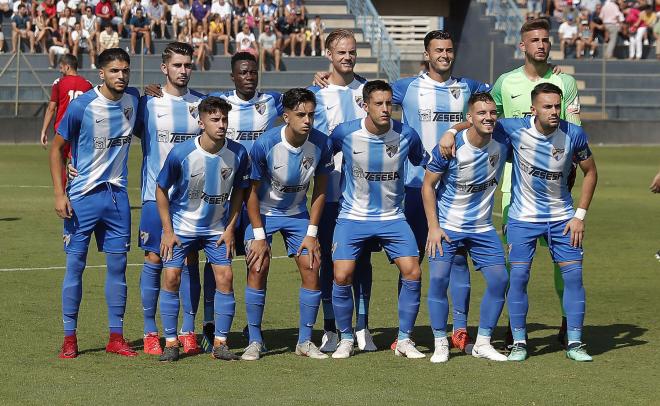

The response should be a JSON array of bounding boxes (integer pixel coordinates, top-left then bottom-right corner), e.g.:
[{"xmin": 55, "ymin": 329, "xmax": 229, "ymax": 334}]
[
  {"xmin": 333, "ymin": 271, "xmax": 352, "ymax": 286},
  {"xmin": 162, "ymin": 269, "xmax": 182, "ymax": 291},
  {"xmin": 145, "ymin": 251, "xmax": 161, "ymax": 265}
]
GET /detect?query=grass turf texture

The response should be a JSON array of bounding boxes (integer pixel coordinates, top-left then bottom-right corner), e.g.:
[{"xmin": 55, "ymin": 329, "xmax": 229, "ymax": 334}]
[{"xmin": 0, "ymin": 145, "xmax": 658, "ymax": 404}]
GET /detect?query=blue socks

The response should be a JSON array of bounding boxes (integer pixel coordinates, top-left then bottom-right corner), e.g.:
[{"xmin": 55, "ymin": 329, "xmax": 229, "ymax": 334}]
[
  {"xmin": 478, "ymin": 264, "xmax": 508, "ymax": 336},
  {"xmin": 214, "ymin": 290, "xmax": 235, "ymax": 339},
  {"xmin": 105, "ymin": 253, "xmax": 127, "ymax": 335},
  {"xmin": 180, "ymin": 263, "xmax": 200, "ymax": 333},
  {"xmin": 398, "ymin": 279, "xmax": 421, "ymax": 340},
  {"xmin": 140, "ymin": 260, "xmax": 162, "ymax": 335},
  {"xmin": 62, "ymin": 252, "xmax": 87, "ymax": 336},
  {"xmin": 561, "ymin": 262, "xmax": 585, "ymax": 343},
  {"xmin": 245, "ymin": 287, "xmax": 266, "ymax": 344},
  {"xmin": 449, "ymin": 254, "xmax": 470, "ymax": 331},
  {"xmin": 159, "ymin": 289, "xmax": 180, "ymax": 339},
  {"xmin": 298, "ymin": 288, "xmax": 321, "ymax": 344},
  {"xmin": 203, "ymin": 261, "xmax": 215, "ymax": 324},
  {"xmin": 428, "ymin": 259, "xmax": 451, "ymax": 338},
  {"xmin": 508, "ymin": 262, "xmax": 531, "ymax": 341},
  {"xmin": 332, "ymin": 282, "xmax": 354, "ymax": 340}
]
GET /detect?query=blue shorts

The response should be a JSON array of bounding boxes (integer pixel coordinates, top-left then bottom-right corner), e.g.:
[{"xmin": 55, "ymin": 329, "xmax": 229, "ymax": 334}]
[
  {"xmin": 63, "ymin": 183, "xmax": 131, "ymax": 254},
  {"xmin": 428, "ymin": 228, "xmax": 505, "ymax": 269},
  {"xmin": 162, "ymin": 234, "xmax": 231, "ymax": 269},
  {"xmin": 404, "ymin": 186, "xmax": 427, "ymax": 252},
  {"xmin": 245, "ymin": 212, "xmax": 309, "ymax": 256},
  {"xmin": 506, "ymin": 218, "xmax": 584, "ymax": 263},
  {"xmin": 332, "ymin": 218, "xmax": 419, "ymax": 261},
  {"xmin": 138, "ymin": 201, "xmax": 161, "ymax": 254}
]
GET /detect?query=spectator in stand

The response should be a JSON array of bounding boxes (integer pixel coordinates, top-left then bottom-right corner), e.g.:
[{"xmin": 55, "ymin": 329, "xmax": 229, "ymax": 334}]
[
  {"xmin": 284, "ymin": 0, "xmax": 304, "ymax": 21},
  {"xmin": 259, "ymin": 23, "xmax": 280, "ymax": 70},
  {"xmin": 59, "ymin": 7, "xmax": 76, "ymax": 33},
  {"xmin": 292, "ymin": 9, "xmax": 306, "ymax": 55},
  {"xmin": 275, "ymin": 12, "xmax": 294, "ymax": 55},
  {"xmin": 309, "ymin": 14, "xmax": 324, "ymax": 56},
  {"xmin": 233, "ymin": 0, "xmax": 253, "ymax": 38},
  {"xmin": 630, "ymin": 4, "xmax": 656, "ymax": 58},
  {"xmin": 235, "ymin": 20, "xmax": 258, "ymax": 57},
  {"xmin": 191, "ymin": 0, "xmax": 211, "ymax": 34},
  {"xmin": 96, "ymin": 0, "xmax": 124, "ymax": 37},
  {"xmin": 527, "ymin": 0, "xmax": 542, "ymax": 18},
  {"xmin": 191, "ymin": 22, "xmax": 209, "ymax": 70},
  {"xmin": 171, "ymin": 0, "xmax": 191, "ymax": 39},
  {"xmin": 577, "ymin": 11, "xmax": 598, "ymax": 57},
  {"xmin": 625, "ymin": 1, "xmax": 642, "ymax": 58},
  {"xmin": 0, "ymin": 0, "xmax": 13, "ymax": 24},
  {"xmin": 653, "ymin": 12, "xmax": 660, "ymax": 59},
  {"xmin": 70, "ymin": 21, "xmax": 96, "ymax": 68},
  {"xmin": 211, "ymin": 0, "xmax": 232, "ymax": 35},
  {"xmin": 42, "ymin": 0, "xmax": 59, "ymax": 30},
  {"xmin": 590, "ymin": 3, "xmax": 607, "ymax": 45},
  {"xmin": 208, "ymin": 12, "xmax": 229, "ymax": 55},
  {"xmin": 35, "ymin": 8, "xmax": 55, "ymax": 53},
  {"xmin": 48, "ymin": 24, "xmax": 69, "ymax": 68},
  {"xmin": 258, "ymin": 0, "xmax": 278, "ymax": 33},
  {"xmin": 81, "ymin": 6, "xmax": 98, "ymax": 50},
  {"xmin": 559, "ymin": 13, "xmax": 580, "ymax": 57},
  {"xmin": 98, "ymin": 22, "xmax": 119, "ymax": 52},
  {"xmin": 11, "ymin": 4, "xmax": 36, "ymax": 53},
  {"xmin": 600, "ymin": 0, "xmax": 625, "ymax": 58},
  {"xmin": 120, "ymin": 0, "xmax": 138, "ymax": 29},
  {"xmin": 146, "ymin": 0, "xmax": 166, "ymax": 38},
  {"xmin": 129, "ymin": 6, "xmax": 151, "ymax": 54}
]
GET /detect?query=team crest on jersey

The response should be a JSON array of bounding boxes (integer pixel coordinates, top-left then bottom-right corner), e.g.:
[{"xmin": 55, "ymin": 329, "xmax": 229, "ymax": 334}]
[
  {"xmin": 189, "ymin": 104, "xmax": 199, "ymax": 119},
  {"xmin": 157, "ymin": 130, "xmax": 169, "ymax": 143},
  {"xmin": 352, "ymin": 165, "xmax": 364, "ymax": 179},
  {"xmin": 140, "ymin": 231, "xmax": 149, "ymax": 244},
  {"xmin": 301, "ymin": 156, "xmax": 314, "ymax": 170},
  {"xmin": 386, "ymin": 144, "xmax": 399, "ymax": 158},
  {"xmin": 254, "ymin": 102, "xmax": 267, "ymax": 115},
  {"xmin": 93, "ymin": 137, "xmax": 106, "ymax": 149},
  {"xmin": 221, "ymin": 167, "xmax": 233, "ymax": 180},
  {"xmin": 355, "ymin": 96, "xmax": 365, "ymax": 108},
  {"xmin": 551, "ymin": 147, "xmax": 565, "ymax": 161},
  {"xmin": 489, "ymin": 153, "xmax": 500, "ymax": 167},
  {"xmin": 63, "ymin": 234, "xmax": 71, "ymax": 246},
  {"xmin": 418, "ymin": 109, "xmax": 432, "ymax": 122},
  {"xmin": 576, "ymin": 148, "xmax": 590, "ymax": 161},
  {"xmin": 123, "ymin": 106, "xmax": 133, "ymax": 120},
  {"xmin": 450, "ymin": 87, "xmax": 461, "ymax": 100}
]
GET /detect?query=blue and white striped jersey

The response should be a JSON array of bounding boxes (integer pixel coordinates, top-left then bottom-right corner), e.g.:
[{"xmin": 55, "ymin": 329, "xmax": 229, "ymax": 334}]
[
  {"xmin": 57, "ymin": 86, "xmax": 140, "ymax": 201},
  {"xmin": 250, "ymin": 125, "xmax": 334, "ymax": 217},
  {"xmin": 136, "ymin": 90, "xmax": 205, "ymax": 203},
  {"xmin": 157, "ymin": 136, "xmax": 250, "ymax": 236},
  {"xmin": 208, "ymin": 90, "xmax": 283, "ymax": 153},
  {"xmin": 309, "ymin": 75, "xmax": 368, "ymax": 203},
  {"xmin": 427, "ymin": 130, "xmax": 511, "ymax": 233},
  {"xmin": 496, "ymin": 117, "xmax": 592, "ymax": 222},
  {"xmin": 330, "ymin": 118, "xmax": 429, "ymax": 221},
  {"xmin": 392, "ymin": 74, "xmax": 490, "ymax": 188}
]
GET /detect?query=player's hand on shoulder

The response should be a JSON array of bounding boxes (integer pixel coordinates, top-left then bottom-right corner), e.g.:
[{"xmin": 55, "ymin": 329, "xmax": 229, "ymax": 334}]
[
  {"xmin": 54, "ymin": 194, "xmax": 73, "ymax": 219},
  {"xmin": 439, "ymin": 131, "xmax": 457, "ymax": 159},
  {"xmin": 160, "ymin": 231, "xmax": 181, "ymax": 260},
  {"xmin": 563, "ymin": 217, "xmax": 584, "ymax": 248},
  {"xmin": 426, "ymin": 226, "xmax": 451, "ymax": 258},
  {"xmin": 313, "ymin": 71, "xmax": 331, "ymax": 88},
  {"xmin": 550, "ymin": 64, "xmax": 562, "ymax": 75},
  {"xmin": 247, "ymin": 239, "xmax": 270, "ymax": 272},
  {"xmin": 297, "ymin": 235, "xmax": 320, "ymax": 270},
  {"xmin": 218, "ymin": 228, "xmax": 235, "ymax": 259},
  {"xmin": 144, "ymin": 83, "xmax": 163, "ymax": 97}
]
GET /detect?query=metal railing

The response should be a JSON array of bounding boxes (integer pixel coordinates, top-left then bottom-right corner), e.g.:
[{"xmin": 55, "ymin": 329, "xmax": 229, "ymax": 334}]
[{"xmin": 346, "ymin": 0, "xmax": 401, "ymax": 82}]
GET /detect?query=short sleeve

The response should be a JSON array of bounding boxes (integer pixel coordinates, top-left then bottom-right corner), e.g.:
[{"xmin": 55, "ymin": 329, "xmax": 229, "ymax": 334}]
[
  {"xmin": 328, "ymin": 124, "xmax": 344, "ymax": 154},
  {"xmin": 490, "ymin": 75, "xmax": 505, "ymax": 117},
  {"xmin": 571, "ymin": 126, "xmax": 592, "ymax": 162},
  {"xmin": 156, "ymin": 149, "xmax": 182, "ymax": 190},
  {"xmin": 427, "ymin": 145, "xmax": 450, "ymax": 174},
  {"xmin": 392, "ymin": 77, "xmax": 414, "ymax": 105},
  {"xmin": 267, "ymin": 91, "xmax": 284, "ymax": 116},
  {"xmin": 249, "ymin": 139, "xmax": 268, "ymax": 181},
  {"xmin": 315, "ymin": 136, "xmax": 335, "ymax": 175},
  {"xmin": 560, "ymin": 74, "xmax": 581, "ymax": 125},
  {"xmin": 406, "ymin": 127, "xmax": 430, "ymax": 167},
  {"xmin": 56, "ymin": 99, "xmax": 84, "ymax": 140},
  {"xmin": 234, "ymin": 147, "xmax": 251, "ymax": 189},
  {"xmin": 50, "ymin": 79, "xmax": 60, "ymax": 103},
  {"xmin": 133, "ymin": 95, "xmax": 148, "ymax": 138}
]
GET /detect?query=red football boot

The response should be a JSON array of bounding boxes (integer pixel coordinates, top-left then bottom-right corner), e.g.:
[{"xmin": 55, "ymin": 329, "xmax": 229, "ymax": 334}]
[
  {"xmin": 106, "ymin": 333, "xmax": 138, "ymax": 357},
  {"xmin": 143, "ymin": 333, "xmax": 163, "ymax": 355},
  {"xmin": 178, "ymin": 332, "xmax": 202, "ymax": 355},
  {"xmin": 59, "ymin": 335, "xmax": 79, "ymax": 359}
]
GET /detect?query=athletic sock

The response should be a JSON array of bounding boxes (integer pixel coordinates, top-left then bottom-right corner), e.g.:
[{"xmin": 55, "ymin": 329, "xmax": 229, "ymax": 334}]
[
  {"xmin": 62, "ymin": 251, "xmax": 87, "ymax": 336},
  {"xmin": 428, "ymin": 260, "xmax": 451, "ymax": 338},
  {"xmin": 475, "ymin": 333, "xmax": 491, "ymax": 347},
  {"xmin": 140, "ymin": 260, "xmax": 162, "ymax": 335},
  {"xmin": 322, "ymin": 301, "xmax": 335, "ymax": 332},
  {"xmin": 449, "ymin": 253, "xmax": 470, "ymax": 331},
  {"xmin": 245, "ymin": 287, "xmax": 265, "ymax": 344},
  {"xmin": 332, "ymin": 282, "xmax": 354, "ymax": 340},
  {"xmin": 561, "ymin": 262, "xmax": 585, "ymax": 343},
  {"xmin": 298, "ymin": 288, "xmax": 321, "ymax": 344},
  {"xmin": 553, "ymin": 262, "xmax": 566, "ymax": 317},
  {"xmin": 180, "ymin": 262, "xmax": 200, "ymax": 333},
  {"xmin": 203, "ymin": 261, "xmax": 215, "ymax": 324},
  {"xmin": 159, "ymin": 289, "xmax": 180, "ymax": 340},
  {"xmin": 508, "ymin": 262, "xmax": 531, "ymax": 342},
  {"xmin": 353, "ymin": 253, "xmax": 372, "ymax": 331},
  {"xmin": 398, "ymin": 278, "xmax": 421, "ymax": 341},
  {"xmin": 105, "ymin": 253, "xmax": 127, "ymax": 335},
  {"xmin": 319, "ymin": 245, "xmax": 335, "ymax": 332},
  {"xmin": 213, "ymin": 289, "xmax": 235, "ymax": 340},
  {"xmin": 479, "ymin": 264, "xmax": 508, "ymax": 335}
]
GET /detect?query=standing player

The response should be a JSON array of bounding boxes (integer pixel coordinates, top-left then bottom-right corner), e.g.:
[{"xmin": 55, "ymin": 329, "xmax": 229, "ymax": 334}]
[
  {"xmin": 391, "ymin": 30, "xmax": 490, "ymax": 352},
  {"xmin": 156, "ymin": 96, "xmax": 250, "ymax": 362},
  {"xmin": 40, "ymin": 54, "xmax": 92, "ymax": 187},
  {"xmin": 421, "ymin": 92, "xmax": 509, "ymax": 363},
  {"xmin": 135, "ymin": 42, "xmax": 206, "ymax": 356},
  {"xmin": 329, "ymin": 81, "xmax": 429, "ymax": 359},
  {"xmin": 242, "ymin": 88, "xmax": 333, "ymax": 361},
  {"xmin": 308, "ymin": 29, "xmax": 376, "ymax": 353},
  {"xmin": 49, "ymin": 48, "xmax": 139, "ymax": 359},
  {"xmin": 441, "ymin": 83, "xmax": 598, "ymax": 361}
]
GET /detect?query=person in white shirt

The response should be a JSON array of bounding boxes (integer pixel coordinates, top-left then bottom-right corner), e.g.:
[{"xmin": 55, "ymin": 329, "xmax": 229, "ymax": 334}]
[
  {"xmin": 211, "ymin": 0, "xmax": 232, "ymax": 34},
  {"xmin": 558, "ymin": 14, "xmax": 580, "ymax": 57},
  {"xmin": 258, "ymin": 23, "xmax": 280, "ymax": 70},
  {"xmin": 309, "ymin": 15, "xmax": 324, "ymax": 56},
  {"xmin": 235, "ymin": 21, "xmax": 258, "ymax": 57},
  {"xmin": 171, "ymin": 0, "xmax": 191, "ymax": 38}
]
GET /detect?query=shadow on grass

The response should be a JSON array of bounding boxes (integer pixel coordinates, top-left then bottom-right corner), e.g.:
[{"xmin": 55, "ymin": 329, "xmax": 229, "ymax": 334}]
[{"xmin": 0, "ymin": 217, "xmax": 20, "ymax": 221}]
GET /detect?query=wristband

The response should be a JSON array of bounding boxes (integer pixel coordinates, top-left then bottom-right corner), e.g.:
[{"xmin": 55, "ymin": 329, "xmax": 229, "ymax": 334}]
[
  {"xmin": 253, "ymin": 227, "xmax": 266, "ymax": 240},
  {"xmin": 574, "ymin": 208, "xmax": 587, "ymax": 221},
  {"xmin": 306, "ymin": 225, "xmax": 318, "ymax": 238},
  {"xmin": 447, "ymin": 128, "xmax": 458, "ymax": 135}
]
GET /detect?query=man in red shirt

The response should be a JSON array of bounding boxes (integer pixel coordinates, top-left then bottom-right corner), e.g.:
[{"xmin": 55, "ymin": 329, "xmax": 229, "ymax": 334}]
[
  {"xmin": 40, "ymin": 54, "xmax": 93, "ymax": 185},
  {"xmin": 95, "ymin": 0, "xmax": 124, "ymax": 36}
]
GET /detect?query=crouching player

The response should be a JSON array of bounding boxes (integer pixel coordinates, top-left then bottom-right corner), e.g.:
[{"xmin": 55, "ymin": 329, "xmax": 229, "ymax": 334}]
[
  {"xmin": 156, "ymin": 96, "xmax": 250, "ymax": 362},
  {"xmin": 422, "ymin": 92, "xmax": 509, "ymax": 363},
  {"xmin": 329, "ymin": 80, "xmax": 429, "ymax": 359}
]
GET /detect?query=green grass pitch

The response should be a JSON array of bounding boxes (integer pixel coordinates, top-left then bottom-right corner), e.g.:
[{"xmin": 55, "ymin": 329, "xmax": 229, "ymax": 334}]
[{"xmin": 0, "ymin": 144, "xmax": 658, "ymax": 404}]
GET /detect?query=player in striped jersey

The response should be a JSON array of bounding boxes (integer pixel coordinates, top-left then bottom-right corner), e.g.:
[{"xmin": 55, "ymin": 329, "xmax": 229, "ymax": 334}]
[
  {"xmin": 135, "ymin": 42, "xmax": 206, "ymax": 356},
  {"xmin": 242, "ymin": 88, "xmax": 333, "ymax": 361},
  {"xmin": 308, "ymin": 29, "xmax": 376, "ymax": 353},
  {"xmin": 421, "ymin": 92, "xmax": 509, "ymax": 363},
  {"xmin": 329, "ymin": 81, "xmax": 429, "ymax": 359},
  {"xmin": 156, "ymin": 97, "xmax": 250, "ymax": 362},
  {"xmin": 391, "ymin": 30, "xmax": 490, "ymax": 352},
  {"xmin": 49, "ymin": 48, "xmax": 139, "ymax": 359}
]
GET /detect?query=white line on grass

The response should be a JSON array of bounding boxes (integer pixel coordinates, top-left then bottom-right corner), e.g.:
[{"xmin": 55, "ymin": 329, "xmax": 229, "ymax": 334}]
[{"xmin": 0, "ymin": 256, "xmax": 291, "ymax": 273}]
